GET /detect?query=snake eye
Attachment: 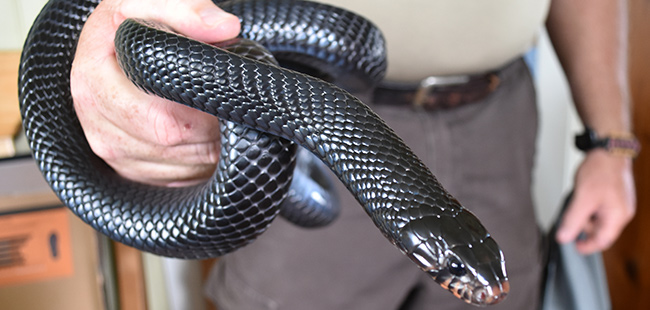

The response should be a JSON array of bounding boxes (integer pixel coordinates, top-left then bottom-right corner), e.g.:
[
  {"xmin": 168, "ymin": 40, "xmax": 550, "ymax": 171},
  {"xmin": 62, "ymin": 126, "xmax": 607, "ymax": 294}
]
[{"xmin": 447, "ymin": 258, "xmax": 467, "ymax": 277}]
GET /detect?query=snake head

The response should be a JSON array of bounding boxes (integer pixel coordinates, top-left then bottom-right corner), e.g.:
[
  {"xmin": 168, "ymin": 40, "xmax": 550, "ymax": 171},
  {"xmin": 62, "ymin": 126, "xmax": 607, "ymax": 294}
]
[
  {"xmin": 398, "ymin": 207, "xmax": 509, "ymax": 306},
  {"xmin": 431, "ymin": 237, "xmax": 509, "ymax": 306}
]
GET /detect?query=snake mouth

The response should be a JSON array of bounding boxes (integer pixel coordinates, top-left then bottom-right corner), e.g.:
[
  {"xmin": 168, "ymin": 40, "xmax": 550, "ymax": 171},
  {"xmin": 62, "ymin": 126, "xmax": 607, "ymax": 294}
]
[
  {"xmin": 436, "ymin": 276, "xmax": 509, "ymax": 306},
  {"xmin": 471, "ymin": 280, "xmax": 509, "ymax": 306}
]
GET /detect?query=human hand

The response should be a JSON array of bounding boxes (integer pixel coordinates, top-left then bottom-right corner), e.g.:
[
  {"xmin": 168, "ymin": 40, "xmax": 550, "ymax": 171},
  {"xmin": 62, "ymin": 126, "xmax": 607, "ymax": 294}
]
[
  {"xmin": 556, "ymin": 150, "xmax": 636, "ymax": 254},
  {"xmin": 71, "ymin": 0, "xmax": 240, "ymax": 186}
]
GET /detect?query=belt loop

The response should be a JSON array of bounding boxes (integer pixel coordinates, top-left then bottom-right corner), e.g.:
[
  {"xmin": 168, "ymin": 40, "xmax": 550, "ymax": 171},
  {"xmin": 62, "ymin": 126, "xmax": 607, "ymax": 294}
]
[{"xmin": 487, "ymin": 73, "xmax": 501, "ymax": 92}]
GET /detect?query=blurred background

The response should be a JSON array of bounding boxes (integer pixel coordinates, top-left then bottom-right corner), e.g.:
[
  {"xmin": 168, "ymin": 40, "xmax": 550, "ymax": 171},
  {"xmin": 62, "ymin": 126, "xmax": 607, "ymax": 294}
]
[{"xmin": 0, "ymin": 0, "xmax": 647, "ymax": 309}]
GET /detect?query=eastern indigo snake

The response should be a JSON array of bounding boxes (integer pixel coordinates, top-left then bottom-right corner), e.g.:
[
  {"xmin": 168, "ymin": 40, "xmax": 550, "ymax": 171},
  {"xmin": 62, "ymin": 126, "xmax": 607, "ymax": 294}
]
[{"xmin": 19, "ymin": 0, "xmax": 508, "ymax": 305}]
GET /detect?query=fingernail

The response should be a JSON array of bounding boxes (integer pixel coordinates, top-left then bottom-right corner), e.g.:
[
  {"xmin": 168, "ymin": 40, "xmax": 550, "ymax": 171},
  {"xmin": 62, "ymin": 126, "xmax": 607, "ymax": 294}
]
[{"xmin": 200, "ymin": 8, "xmax": 231, "ymax": 27}]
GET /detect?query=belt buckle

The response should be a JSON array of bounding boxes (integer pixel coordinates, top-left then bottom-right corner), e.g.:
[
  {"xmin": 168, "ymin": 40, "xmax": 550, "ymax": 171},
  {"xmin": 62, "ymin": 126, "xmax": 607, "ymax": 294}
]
[{"xmin": 412, "ymin": 75, "xmax": 471, "ymax": 108}]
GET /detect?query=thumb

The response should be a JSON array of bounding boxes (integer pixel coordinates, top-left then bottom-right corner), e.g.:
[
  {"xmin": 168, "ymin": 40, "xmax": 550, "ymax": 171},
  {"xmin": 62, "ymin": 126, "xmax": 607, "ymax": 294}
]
[{"xmin": 120, "ymin": 0, "xmax": 241, "ymax": 43}]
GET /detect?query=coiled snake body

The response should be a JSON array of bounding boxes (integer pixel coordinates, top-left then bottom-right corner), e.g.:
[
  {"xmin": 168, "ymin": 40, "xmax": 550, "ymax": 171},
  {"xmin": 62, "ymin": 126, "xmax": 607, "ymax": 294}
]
[{"xmin": 19, "ymin": 0, "xmax": 508, "ymax": 306}]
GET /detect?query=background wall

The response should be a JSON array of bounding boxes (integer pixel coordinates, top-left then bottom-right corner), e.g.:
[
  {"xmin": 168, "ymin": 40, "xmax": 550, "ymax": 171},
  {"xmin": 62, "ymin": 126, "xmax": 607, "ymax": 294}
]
[
  {"xmin": 0, "ymin": 0, "xmax": 48, "ymax": 50},
  {"xmin": 532, "ymin": 29, "xmax": 583, "ymax": 229},
  {"xmin": 1, "ymin": 0, "xmax": 584, "ymax": 308}
]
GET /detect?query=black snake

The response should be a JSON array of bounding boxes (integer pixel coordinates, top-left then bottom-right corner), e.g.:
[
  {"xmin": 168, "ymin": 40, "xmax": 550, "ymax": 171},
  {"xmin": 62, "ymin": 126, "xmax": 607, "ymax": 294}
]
[{"xmin": 19, "ymin": 0, "xmax": 508, "ymax": 306}]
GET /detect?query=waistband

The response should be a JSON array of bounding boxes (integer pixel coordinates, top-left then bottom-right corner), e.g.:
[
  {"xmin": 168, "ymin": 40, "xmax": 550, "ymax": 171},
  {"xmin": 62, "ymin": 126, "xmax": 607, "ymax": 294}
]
[{"xmin": 372, "ymin": 58, "xmax": 526, "ymax": 111}]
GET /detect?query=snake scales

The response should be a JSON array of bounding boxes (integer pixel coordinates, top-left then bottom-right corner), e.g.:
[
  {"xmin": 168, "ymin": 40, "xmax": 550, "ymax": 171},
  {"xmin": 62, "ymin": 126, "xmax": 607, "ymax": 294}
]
[{"xmin": 19, "ymin": 0, "xmax": 508, "ymax": 305}]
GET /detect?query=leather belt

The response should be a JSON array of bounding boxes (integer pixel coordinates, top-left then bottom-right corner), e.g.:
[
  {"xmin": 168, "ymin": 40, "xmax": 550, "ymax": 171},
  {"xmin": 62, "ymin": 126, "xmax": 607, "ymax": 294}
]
[{"xmin": 372, "ymin": 71, "xmax": 501, "ymax": 111}]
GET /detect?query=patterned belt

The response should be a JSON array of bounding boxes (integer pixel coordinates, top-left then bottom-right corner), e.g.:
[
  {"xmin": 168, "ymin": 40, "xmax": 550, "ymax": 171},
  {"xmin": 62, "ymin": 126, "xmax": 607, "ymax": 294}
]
[{"xmin": 372, "ymin": 71, "xmax": 501, "ymax": 111}]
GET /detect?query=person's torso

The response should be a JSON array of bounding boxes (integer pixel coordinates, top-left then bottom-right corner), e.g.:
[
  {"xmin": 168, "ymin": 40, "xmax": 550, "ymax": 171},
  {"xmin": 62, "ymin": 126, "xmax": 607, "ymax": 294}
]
[{"xmin": 316, "ymin": 0, "xmax": 551, "ymax": 82}]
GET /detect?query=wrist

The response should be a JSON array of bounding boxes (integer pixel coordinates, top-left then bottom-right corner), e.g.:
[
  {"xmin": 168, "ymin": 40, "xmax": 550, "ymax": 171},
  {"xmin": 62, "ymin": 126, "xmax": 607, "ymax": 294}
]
[
  {"xmin": 575, "ymin": 127, "xmax": 640, "ymax": 158},
  {"xmin": 583, "ymin": 148, "xmax": 633, "ymax": 170}
]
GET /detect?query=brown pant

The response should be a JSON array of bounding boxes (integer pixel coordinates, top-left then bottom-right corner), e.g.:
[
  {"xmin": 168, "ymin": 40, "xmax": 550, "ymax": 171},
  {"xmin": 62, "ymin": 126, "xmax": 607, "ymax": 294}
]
[{"xmin": 205, "ymin": 59, "xmax": 543, "ymax": 310}]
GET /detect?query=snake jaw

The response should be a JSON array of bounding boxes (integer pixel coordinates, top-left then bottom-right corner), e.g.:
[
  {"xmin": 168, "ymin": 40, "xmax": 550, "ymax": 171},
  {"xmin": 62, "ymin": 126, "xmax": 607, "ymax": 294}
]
[
  {"xmin": 398, "ymin": 206, "xmax": 509, "ymax": 306},
  {"xmin": 447, "ymin": 240, "xmax": 509, "ymax": 306},
  {"xmin": 472, "ymin": 280, "xmax": 510, "ymax": 306},
  {"xmin": 430, "ymin": 257, "xmax": 509, "ymax": 306},
  {"xmin": 402, "ymin": 235, "xmax": 509, "ymax": 306}
]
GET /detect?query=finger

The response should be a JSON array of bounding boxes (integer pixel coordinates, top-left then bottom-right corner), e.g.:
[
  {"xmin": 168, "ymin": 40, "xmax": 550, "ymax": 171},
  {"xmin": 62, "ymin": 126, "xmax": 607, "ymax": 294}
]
[
  {"xmin": 119, "ymin": 0, "xmax": 241, "ymax": 43},
  {"xmin": 80, "ymin": 113, "xmax": 220, "ymax": 185},
  {"xmin": 110, "ymin": 158, "xmax": 218, "ymax": 187},
  {"xmin": 81, "ymin": 109, "xmax": 220, "ymax": 164},
  {"xmin": 555, "ymin": 190, "xmax": 597, "ymax": 244},
  {"xmin": 73, "ymin": 0, "xmax": 240, "ymax": 65},
  {"xmin": 84, "ymin": 62, "xmax": 222, "ymax": 147},
  {"xmin": 565, "ymin": 186, "xmax": 632, "ymax": 254},
  {"xmin": 575, "ymin": 202, "xmax": 631, "ymax": 254}
]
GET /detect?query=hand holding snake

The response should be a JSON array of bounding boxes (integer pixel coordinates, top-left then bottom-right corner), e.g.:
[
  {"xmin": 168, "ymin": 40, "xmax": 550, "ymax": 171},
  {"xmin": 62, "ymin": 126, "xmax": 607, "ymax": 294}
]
[{"xmin": 72, "ymin": 0, "xmax": 241, "ymax": 186}]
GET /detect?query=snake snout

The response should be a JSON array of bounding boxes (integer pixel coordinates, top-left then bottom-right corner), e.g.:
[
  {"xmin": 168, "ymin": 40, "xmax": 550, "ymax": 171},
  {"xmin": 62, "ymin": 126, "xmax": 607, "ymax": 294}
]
[{"xmin": 472, "ymin": 280, "xmax": 509, "ymax": 306}]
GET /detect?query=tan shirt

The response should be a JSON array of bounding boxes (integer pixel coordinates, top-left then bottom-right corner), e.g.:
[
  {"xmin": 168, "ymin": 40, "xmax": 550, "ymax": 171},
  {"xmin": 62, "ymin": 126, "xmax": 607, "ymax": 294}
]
[{"xmin": 316, "ymin": 0, "xmax": 551, "ymax": 82}]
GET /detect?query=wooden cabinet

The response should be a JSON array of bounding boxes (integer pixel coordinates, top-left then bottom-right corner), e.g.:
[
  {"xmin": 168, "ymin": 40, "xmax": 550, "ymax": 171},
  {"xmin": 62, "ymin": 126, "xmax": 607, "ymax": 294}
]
[
  {"xmin": 603, "ymin": 0, "xmax": 650, "ymax": 308},
  {"xmin": 0, "ymin": 51, "xmax": 22, "ymax": 157}
]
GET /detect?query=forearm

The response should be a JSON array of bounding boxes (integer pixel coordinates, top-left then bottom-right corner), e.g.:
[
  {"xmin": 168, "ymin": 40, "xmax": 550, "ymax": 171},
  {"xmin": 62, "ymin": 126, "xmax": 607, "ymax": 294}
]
[
  {"xmin": 546, "ymin": 0, "xmax": 630, "ymax": 135},
  {"xmin": 547, "ymin": 0, "xmax": 636, "ymax": 253}
]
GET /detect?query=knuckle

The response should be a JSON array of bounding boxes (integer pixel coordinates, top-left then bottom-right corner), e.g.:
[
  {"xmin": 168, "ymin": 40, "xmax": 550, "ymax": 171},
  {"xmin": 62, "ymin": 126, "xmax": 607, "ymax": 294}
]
[
  {"xmin": 624, "ymin": 208, "xmax": 636, "ymax": 222},
  {"xmin": 199, "ymin": 141, "xmax": 221, "ymax": 164},
  {"xmin": 87, "ymin": 137, "xmax": 118, "ymax": 162},
  {"xmin": 154, "ymin": 130, "xmax": 184, "ymax": 147},
  {"xmin": 83, "ymin": 127, "xmax": 125, "ymax": 163},
  {"xmin": 70, "ymin": 72, "xmax": 91, "ymax": 106},
  {"xmin": 149, "ymin": 106, "xmax": 188, "ymax": 147},
  {"xmin": 598, "ymin": 235, "xmax": 616, "ymax": 250}
]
